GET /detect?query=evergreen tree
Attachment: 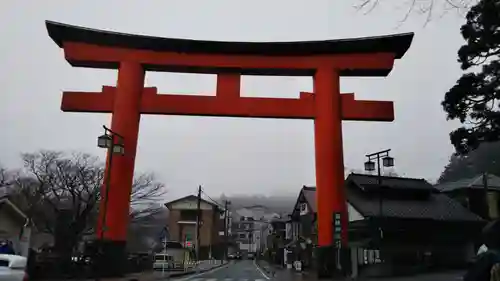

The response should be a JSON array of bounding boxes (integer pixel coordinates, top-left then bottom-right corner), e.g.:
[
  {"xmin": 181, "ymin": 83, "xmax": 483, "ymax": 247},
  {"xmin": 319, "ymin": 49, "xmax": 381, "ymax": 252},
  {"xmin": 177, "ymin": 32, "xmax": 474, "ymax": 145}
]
[
  {"xmin": 438, "ymin": 141, "xmax": 500, "ymax": 183},
  {"xmin": 442, "ymin": 0, "xmax": 500, "ymax": 154}
]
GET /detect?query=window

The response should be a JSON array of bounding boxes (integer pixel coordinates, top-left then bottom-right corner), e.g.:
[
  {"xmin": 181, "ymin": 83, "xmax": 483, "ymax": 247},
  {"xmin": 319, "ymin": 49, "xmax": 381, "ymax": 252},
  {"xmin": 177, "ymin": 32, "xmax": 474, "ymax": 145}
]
[
  {"xmin": 299, "ymin": 203, "xmax": 308, "ymax": 215},
  {"xmin": 238, "ymin": 233, "xmax": 246, "ymax": 239}
]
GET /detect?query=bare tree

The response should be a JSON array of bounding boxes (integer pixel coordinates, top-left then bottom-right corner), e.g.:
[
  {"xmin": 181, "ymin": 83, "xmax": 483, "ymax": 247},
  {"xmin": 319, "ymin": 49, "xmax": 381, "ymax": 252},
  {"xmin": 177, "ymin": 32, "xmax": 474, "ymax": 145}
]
[
  {"xmin": 7, "ymin": 150, "xmax": 167, "ymax": 253},
  {"xmin": 129, "ymin": 173, "xmax": 167, "ymax": 223},
  {"xmin": 356, "ymin": 0, "xmax": 476, "ymax": 24}
]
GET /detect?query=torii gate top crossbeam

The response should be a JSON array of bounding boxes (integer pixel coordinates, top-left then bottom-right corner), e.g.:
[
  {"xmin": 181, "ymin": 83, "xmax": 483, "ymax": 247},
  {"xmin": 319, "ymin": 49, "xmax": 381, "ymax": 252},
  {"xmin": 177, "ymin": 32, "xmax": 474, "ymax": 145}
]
[{"xmin": 46, "ymin": 21, "xmax": 413, "ymax": 76}]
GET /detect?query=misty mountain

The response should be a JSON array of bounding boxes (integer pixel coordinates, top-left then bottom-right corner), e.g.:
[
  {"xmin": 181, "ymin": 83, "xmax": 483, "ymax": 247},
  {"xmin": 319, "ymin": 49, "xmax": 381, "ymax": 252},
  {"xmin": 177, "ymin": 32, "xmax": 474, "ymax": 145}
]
[{"xmin": 221, "ymin": 194, "xmax": 297, "ymax": 215}]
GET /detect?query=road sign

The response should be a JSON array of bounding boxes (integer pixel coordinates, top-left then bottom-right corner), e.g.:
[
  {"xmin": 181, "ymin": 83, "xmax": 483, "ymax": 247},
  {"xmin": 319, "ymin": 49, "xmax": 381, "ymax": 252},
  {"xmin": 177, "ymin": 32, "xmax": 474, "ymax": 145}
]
[
  {"xmin": 333, "ymin": 212, "xmax": 342, "ymax": 242},
  {"xmin": 159, "ymin": 227, "xmax": 170, "ymax": 241}
]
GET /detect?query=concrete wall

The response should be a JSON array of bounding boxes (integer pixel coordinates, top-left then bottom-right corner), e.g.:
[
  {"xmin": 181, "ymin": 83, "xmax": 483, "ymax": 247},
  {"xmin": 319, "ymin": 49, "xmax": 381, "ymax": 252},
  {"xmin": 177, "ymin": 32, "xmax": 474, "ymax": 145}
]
[
  {"xmin": 167, "ymin": 205, "xmax": 222, "ymax": 249},
  {"xmin": 167, "ymin": 209, "xmax": 182, "ymax": 242},
  {"xmin": 170, "ymin": 199, "xmax": 213, "ymax": 211}
]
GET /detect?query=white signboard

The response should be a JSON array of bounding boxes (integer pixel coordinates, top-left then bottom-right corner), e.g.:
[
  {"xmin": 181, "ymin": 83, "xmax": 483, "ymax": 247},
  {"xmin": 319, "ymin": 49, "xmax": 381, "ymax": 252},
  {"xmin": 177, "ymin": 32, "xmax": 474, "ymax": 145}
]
[{"xmin": 285, "ymin": 223, "xmax": 292, "ymax": 240}]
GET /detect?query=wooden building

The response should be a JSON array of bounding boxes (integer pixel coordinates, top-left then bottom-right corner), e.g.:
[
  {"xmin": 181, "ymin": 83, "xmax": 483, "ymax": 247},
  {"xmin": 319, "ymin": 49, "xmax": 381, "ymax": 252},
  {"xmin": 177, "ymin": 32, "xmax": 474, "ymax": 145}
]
[
  {"xmin": 288, "ymin": 173, "xmax": 485, "ymax": 278},
  {"xmin": 165, "ymin": 195, "xmax": 225, "ymax": 260}
]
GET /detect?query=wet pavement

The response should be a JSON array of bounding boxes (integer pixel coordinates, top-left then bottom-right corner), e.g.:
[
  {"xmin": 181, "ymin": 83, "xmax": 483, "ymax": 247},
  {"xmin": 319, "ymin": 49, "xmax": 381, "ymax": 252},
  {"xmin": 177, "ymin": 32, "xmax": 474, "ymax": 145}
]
[
  {"xmin": 162, "ymin": 260, "xmax": 465, "ymax": 281},
  {"xmin": 168, "ymin": 260, "xmax": 269, "ymax": 281}
]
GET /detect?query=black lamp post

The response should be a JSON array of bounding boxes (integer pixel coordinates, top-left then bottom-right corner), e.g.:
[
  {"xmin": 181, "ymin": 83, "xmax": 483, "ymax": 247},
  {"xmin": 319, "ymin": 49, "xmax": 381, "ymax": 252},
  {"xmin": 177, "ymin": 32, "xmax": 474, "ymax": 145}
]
[
  {"xmin": 97, "ymin": 125, "xmax": 125, "ymax": 240},
  {"xmin": 364, "ymin": 149, "xmax": 394, "ymax": 243},
  {"xmin": 96, "ymin": 125, "xmax": 124, "ymax": 278}
]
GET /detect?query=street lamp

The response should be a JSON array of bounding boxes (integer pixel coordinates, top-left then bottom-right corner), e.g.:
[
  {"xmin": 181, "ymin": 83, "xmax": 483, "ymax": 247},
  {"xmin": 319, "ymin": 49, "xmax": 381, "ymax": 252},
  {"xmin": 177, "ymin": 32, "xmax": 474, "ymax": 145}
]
[
  {"xmin": 97, "ymin": 125, "xmax": 125, "ymax": 239},
  {"xmin": 364, "ymin": 149, "xmax": 394, "ymax": 244},
  {"xmin": 96, "ymin": 125, "xmax": 125, "ymax": 277}
]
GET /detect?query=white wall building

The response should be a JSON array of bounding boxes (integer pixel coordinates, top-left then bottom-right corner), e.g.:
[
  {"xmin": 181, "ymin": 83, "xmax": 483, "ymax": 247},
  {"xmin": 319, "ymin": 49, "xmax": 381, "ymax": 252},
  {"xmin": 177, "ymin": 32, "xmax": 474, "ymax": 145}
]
[{"xmin": 231, "ymin": 205, "xmax": 279, "ymax": 253}]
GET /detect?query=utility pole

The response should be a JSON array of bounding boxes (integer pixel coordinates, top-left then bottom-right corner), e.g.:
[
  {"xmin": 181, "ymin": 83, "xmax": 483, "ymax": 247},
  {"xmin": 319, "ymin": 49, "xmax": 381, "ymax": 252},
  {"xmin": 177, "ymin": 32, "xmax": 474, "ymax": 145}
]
[
  {"xmin": 223, "ymin": 200, "xmax": 230, "ymax": 260},
  {"xmin": 195, "ymin": 185, "xmax": 202, "ymax": 261}
]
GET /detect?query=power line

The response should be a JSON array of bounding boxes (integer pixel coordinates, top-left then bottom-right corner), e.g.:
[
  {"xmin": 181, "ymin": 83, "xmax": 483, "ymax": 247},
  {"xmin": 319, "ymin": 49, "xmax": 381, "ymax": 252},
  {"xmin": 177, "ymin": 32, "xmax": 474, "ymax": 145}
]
[{"xmin": 200, "ymin": 188, "xmax": 225, "ymax": 209}]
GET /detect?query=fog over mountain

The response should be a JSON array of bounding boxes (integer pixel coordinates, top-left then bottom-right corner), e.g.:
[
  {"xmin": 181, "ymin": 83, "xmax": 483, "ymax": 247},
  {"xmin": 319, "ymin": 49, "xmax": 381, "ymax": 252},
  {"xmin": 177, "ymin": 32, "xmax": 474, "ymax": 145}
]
[{"xmin": 221, "ymin": 194, "xmax": 297, "ymax": 215}]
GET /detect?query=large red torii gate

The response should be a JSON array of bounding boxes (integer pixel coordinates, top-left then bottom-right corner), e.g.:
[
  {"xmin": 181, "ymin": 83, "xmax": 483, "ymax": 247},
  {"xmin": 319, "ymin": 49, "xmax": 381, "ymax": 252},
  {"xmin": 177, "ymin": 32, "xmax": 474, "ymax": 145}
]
[{"xmin": 46, "ymin": 21, "xmax": 413, "ymax": 277}]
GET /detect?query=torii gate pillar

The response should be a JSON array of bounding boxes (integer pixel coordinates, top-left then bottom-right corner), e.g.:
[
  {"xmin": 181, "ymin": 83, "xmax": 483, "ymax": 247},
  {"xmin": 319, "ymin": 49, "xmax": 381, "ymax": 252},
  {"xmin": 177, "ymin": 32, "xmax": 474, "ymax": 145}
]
[
  {"xmin": 314, "ymin": 68, "xmax": 345, "ymax": 257},
  {"xmin": 46, "ymin": 21, "xmax": 413, "ymax": 278}
]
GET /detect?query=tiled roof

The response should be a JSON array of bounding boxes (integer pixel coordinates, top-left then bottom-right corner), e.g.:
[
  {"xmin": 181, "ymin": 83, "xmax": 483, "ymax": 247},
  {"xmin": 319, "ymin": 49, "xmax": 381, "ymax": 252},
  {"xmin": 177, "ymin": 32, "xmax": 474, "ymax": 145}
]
[
  {"xmin": 164, "ymin": 195, "xmax": 219, "ymax": 209},
  {"xmin": 347, "ymin": 173, "xmax": 482, "ymax": 221},
  {"xmin": 434, "ymin": 173, "xmax": 500, "ymax": 192},
  {"xmin": 346, "ymin": 187, "xmax": 482, "ymax": 222},
  {"xmin": 297, "ymin": 173, "xmax": 483, "ymax": 222},
  {"xmin": 348, "ymin": 173, "xmax": 434, "ymax": 191}
]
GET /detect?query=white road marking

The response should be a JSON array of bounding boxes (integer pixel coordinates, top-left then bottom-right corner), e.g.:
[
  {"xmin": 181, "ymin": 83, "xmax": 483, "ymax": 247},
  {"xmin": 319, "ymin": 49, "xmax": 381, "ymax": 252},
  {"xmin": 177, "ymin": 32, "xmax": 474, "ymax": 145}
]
[
  {"xmin": 176, "ymin": 262, "xmax": 232, "ymax": 281},
  {"xmin": 252, "ymin": 260, "xmax": 270, "ymax": 280}
]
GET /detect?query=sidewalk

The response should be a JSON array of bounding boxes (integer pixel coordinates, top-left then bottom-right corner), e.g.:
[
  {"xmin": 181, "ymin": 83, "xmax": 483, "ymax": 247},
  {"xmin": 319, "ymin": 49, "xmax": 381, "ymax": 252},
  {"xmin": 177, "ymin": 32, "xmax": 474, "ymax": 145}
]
[{"xmin": 255, "ymin": 259, "xmax": 464, "ymax": 281}]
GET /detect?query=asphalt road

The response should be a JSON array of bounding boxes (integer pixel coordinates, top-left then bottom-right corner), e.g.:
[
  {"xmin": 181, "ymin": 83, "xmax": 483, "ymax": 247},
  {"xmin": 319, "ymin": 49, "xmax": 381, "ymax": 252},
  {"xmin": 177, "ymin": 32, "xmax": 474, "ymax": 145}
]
[
  {"xmin": 168, "ymin": 261, "xmax": 465, "ymax": 281},
  {"xmin": 173, "ymin": 260, "xmax": 270, "ymax": 281}
]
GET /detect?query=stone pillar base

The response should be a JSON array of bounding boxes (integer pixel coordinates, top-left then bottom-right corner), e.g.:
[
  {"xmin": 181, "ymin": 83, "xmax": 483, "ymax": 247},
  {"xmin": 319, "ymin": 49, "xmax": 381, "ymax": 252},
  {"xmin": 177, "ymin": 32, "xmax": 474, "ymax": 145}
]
[
  {"xmin": 95, "ymin": 239, "xmax": 127, "ymax": 278},
  {"xmin": 316, "ymin": 245, "xmax": 335, "ymax": 279}
]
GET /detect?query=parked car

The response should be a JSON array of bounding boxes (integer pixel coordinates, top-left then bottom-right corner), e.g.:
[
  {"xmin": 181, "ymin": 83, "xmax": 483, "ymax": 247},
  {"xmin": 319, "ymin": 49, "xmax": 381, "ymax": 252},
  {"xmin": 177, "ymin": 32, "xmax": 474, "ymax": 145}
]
[
  {"xmin": 153, "ymin": 252, "xmax": 188, "ymax": 271},
  {"xmin": 247, "ymin": 253, "xmax": 255, "ymax": 260},
  {"xmin": 0, "ymin": 254, "xmax": 28, "ymax": 281}
]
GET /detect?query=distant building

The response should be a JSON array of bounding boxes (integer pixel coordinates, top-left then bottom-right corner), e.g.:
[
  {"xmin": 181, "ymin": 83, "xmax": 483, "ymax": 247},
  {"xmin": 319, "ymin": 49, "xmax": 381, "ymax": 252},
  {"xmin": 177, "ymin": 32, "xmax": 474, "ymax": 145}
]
[
  {"xmin": 231, "ymin": 205, "xmax": 279, "ymax": 254},
  {"xmin": 265, "ymin": 216, "xmax": 289, "ymax": 266},
  {"xmin": 165, "ymin": 195, "xmax": 225, "ymax": 259},
  {"xmin": 435, "ymin": 173, "xmax": 500, "ymax": 220}
]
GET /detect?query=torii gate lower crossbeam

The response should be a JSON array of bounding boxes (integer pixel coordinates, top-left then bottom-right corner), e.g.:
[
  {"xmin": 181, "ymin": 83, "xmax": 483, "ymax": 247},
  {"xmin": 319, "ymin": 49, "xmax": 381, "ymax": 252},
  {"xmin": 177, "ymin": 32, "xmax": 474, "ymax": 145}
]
[{"xmin": 46, "ymin": 20, "xmax": 413, "ymax": 278}]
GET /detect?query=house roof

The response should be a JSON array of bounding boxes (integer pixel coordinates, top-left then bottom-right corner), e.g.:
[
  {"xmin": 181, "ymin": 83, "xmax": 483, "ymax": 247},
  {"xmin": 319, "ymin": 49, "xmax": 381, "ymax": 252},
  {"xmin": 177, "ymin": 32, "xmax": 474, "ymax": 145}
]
[
  {"xmin": 302, "ymin": 186, "xmax": 317, "ymax": 213},
  {"xmin": 295, "ymin": 173, "xmax": 483, "ymax": 222},
  {"xmin": 291, "ymin": 186, "xmax": 317, "ymax": 217},
  {"xmin": 164, "ymin": 195, "xmax": 219, "ymax": 209},
  {"xmin": 434, "ymin": 173, "xmax": 500, "ymax": 192},
  {"xmin": 347, "ymin": 173, "xmax": 482, "ymax": 222},
  {"xmin": 348, "ymin": 173, "xmax": 435, "ymax": 192},
  {"xmin": 46, "ymin": 21, "xmax": 413, "ymax": 77}
]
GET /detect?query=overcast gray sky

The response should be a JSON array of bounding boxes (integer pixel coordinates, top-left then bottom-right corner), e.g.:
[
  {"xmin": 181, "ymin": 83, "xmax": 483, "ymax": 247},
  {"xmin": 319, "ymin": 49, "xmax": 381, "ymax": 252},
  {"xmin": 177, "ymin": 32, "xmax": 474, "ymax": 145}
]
[{"xmin": 0, "ymin": 0, "xmax": 466, "ymax": 200}]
